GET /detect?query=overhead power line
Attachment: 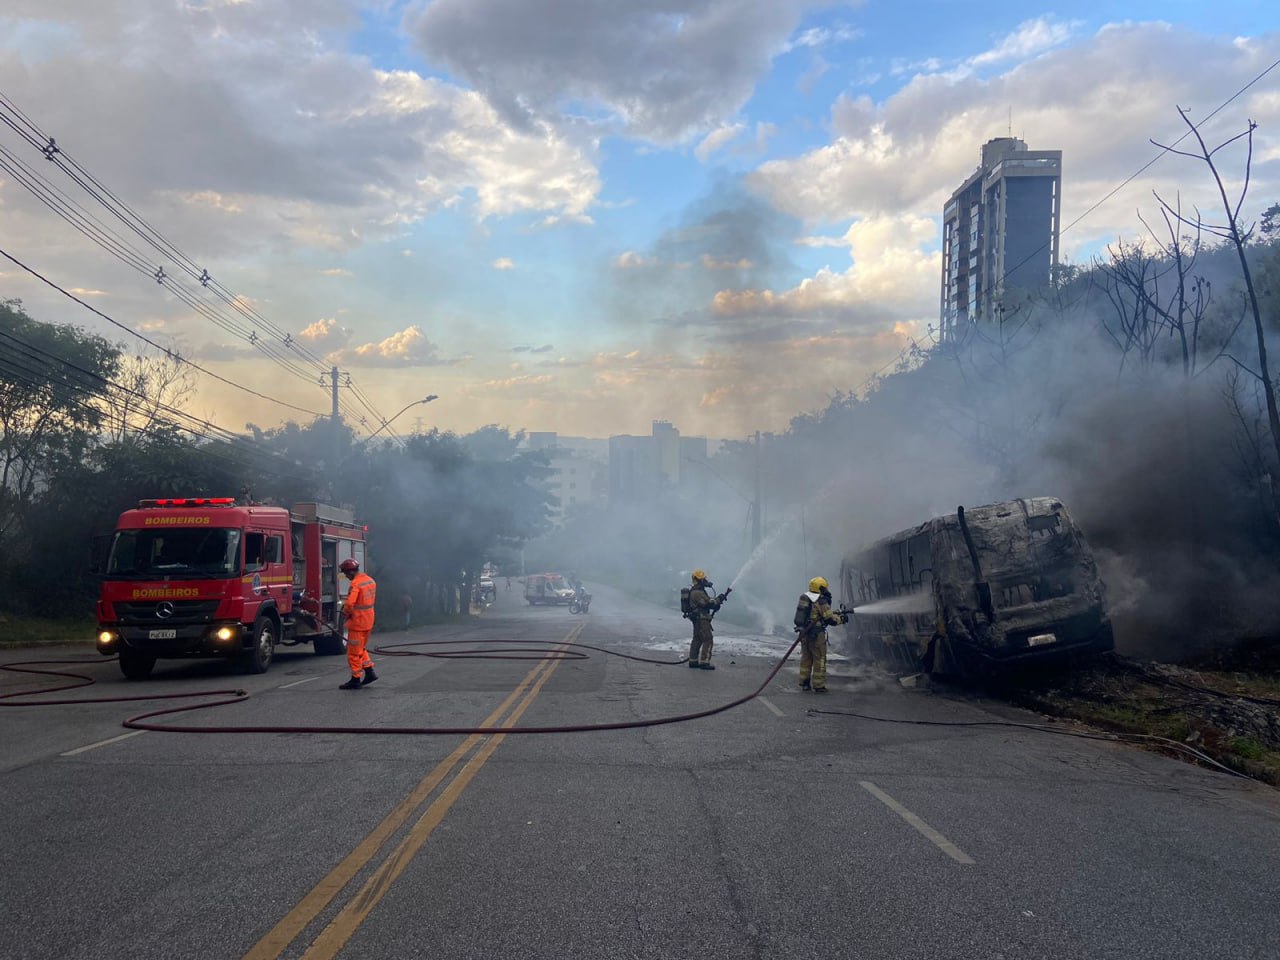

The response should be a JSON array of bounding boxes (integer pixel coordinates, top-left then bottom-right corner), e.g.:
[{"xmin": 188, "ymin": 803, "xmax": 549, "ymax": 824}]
[
  {"xmin": 0, "ymin": 325, "xmax": 319, "ymax": 480},
  {"xmin": 0, "ymin": 89, "xmax": 397, "ymax": 432},
  {"xmin": 0, "ymin": 245, "xmax": 326, "ymax": 418},
  {"xmin": 0, "ymin": 134, "xmax": 329, "ymax": 392}
]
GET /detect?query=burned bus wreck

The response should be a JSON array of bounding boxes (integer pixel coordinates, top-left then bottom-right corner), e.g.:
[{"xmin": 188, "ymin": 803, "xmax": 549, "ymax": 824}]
[{"xmin": 840, "ymin": 497, "xmax": 1114, "ymax": 678}]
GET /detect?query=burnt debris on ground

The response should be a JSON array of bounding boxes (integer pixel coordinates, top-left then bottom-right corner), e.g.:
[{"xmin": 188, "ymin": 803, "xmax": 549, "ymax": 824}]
[{"xmin": 990, "ymin": 651, "xmax": 1280, "ymax": 784}]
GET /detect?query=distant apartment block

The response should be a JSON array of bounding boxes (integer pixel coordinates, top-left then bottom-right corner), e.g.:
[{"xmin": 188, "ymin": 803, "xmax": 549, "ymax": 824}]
[
  {"xmin": 608, "ymin": 420, "xmax": 710, "ymax": 504},
  {"xmin": 526, "ymin": 432, "xmax": 606, "ymax": 521},
  {"xmin": 939, "ymin": 137, "xmax": 1062, "ymax": 341}
]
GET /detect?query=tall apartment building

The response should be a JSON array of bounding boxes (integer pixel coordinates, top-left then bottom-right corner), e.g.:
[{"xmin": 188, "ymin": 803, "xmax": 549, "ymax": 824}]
[
  {"xmin": 939, "ymin": 137, "xmax": 1062, "ymax": 341},
  {"xmin": 608, "ymin": 420, "xmax": 711, "ymax": 505},
  {"xmin": 526, "ymin": 432, "xmax": 606, "ymax": 522}
]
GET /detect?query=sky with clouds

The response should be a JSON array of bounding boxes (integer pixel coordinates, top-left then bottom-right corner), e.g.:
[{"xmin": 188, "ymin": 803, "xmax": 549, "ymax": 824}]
[{"xmin": 0, "ymin": 1, "xmax": 1276, "ymax": 440}]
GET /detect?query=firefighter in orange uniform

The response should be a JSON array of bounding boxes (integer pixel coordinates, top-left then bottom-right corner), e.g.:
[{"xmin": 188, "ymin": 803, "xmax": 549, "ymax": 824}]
[{"xmin": 339, "ymin": 558, "xmax": 378, "ymax": 690}]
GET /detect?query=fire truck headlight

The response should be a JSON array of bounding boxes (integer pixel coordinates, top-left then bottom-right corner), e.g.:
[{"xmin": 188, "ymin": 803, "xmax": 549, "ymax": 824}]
[
  {"xmin": 215, "ymin": 626, "xmax": 236, "ymax": 642},
  {"xmin": 97, "ymin": 631, "xmax": 117, "ymax": 649}
]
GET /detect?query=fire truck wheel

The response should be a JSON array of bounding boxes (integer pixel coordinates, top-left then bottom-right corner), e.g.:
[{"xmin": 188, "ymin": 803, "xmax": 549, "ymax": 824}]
[
  {"xmin": 243, "ymin": 616, "xmax": 277, "ymax": 674},
  {"xmin": 314, "ymin": 631, "xmax": 346, "ymax": 656},
  {"xmin": 118, "ymin": 648, "xmax": 156, "ymax": 681}
]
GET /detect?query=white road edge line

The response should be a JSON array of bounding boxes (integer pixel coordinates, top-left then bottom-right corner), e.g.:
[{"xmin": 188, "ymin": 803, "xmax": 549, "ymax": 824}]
[
  {"xmin": 860, "ymin": 780, "xmax": 976, "ymax": 865},
  {"xmin": 279, "ymin": 677, "xmax": 320, "ymax": 689},
  {"xmin": 757, "ymin": 696, "xmax": 784, "ymax": 717},
  {"xmin": 61, "ymin": 730, "xmax": 146, "ymax": 756}
]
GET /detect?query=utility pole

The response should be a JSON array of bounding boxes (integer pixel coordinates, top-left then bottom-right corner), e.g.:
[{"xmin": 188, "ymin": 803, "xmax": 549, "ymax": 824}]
[
  {"xmin": 329, "ymin": 366, "xmax": 341, "ymax": 467},
  {"xmin": 752, "ymin": 430, "xmax": 762, "ymax": 548}
]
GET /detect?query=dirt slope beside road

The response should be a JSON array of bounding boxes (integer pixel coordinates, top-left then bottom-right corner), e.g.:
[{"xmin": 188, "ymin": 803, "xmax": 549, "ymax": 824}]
[{"xmin": 1003, "ymin": 651, "xmax": 1280, "ymax": 784}]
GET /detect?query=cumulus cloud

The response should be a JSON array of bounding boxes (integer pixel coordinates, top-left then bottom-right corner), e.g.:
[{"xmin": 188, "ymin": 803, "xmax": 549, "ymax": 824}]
[
  {"xmin": 297, "ymin": 317, "xmax": 349, "ymax": 351},
  {"xmin": 492, "ymin": 257, "xmax": 515, "ymax": 270},
  {"xmin": 328, "ymin": 325, "xmax": 446, "ymax": 368},
  {"xmin": 710, "ymin": 214, "xmax": 938, "ymax": 334},
  {"xmin": 749, "ymin": 21, "xmax": 1280, "ymax": 254},
  {"xmin": 614, "ymin": 251, "xmax": 658, "ymax": 269},
  {"xmin": 0, "ymin": 1, "xmax": 603, "ymax": 264},
  {"xmin": 0, "ymin": 1, "xmax": 606, "ymax": 409},
  {"xmin": 405, "ymin": 0, "xmax": 836, "ymax": 141}
]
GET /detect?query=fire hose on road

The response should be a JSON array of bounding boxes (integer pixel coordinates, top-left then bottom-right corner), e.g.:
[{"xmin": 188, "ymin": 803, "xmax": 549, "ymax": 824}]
[
  {"xmin": 0, "ymin": 639, "xmax": 1265, "ymax": 782},
  {"xmin": 0, "ymin": 635, "xmax": 803, "ymax": 735}
]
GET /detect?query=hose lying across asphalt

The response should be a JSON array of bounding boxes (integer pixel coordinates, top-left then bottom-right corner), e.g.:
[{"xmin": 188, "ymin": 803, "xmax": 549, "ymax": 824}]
[
  {"xmin": 0, "ymin": 640, "xmax": 1265, "ymax": 783},
  {"xmin": 0, "ymin": 636, "xmax": 802, "ymax": 735},
  {"xmin": 0, "ymin": 658, "xmax": 249, "ymax": 711}
]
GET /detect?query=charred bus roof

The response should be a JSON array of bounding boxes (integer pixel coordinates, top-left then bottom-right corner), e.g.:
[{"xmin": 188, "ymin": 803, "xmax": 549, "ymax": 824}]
[{"xmin": 847, "ymin": 497, "xmax": 1071, "ymax": 560}]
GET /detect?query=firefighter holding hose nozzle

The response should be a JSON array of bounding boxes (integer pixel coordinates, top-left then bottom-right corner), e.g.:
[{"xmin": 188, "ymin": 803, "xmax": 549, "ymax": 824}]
[
  {"xmin": 686, "ymin": 570, "xmax": 730, "ymax": 670},
  {"xmin": 794, "ymin": 576, "xmax": 847, "ymax": 693}
]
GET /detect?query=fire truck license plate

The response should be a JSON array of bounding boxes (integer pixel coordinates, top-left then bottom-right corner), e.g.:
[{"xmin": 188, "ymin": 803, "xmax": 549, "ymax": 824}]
[{"xmin": 148, "ymin": 629, "xmax": 177, "ymax": 640}]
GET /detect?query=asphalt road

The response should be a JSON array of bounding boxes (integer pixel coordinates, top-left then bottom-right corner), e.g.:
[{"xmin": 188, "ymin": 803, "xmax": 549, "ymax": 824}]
[{"xmin": 2, "ymin": 581, "xmax": 1278, "ymax": 960}]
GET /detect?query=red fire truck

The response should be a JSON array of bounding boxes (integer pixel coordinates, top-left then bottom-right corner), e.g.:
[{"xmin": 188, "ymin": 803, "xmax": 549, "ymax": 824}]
[{"xmin": 95, "ymin": 498, "xmax": 367, "ymax": 679}]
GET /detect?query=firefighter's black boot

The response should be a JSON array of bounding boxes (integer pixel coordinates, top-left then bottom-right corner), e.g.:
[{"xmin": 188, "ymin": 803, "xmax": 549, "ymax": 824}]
[
  {"xmin": 339, "ymin": 677, "xmax": 362, "ymax": 690},
  {"xmin": 700, "ymin": 662, "xmax": 715, "ymax": 670},
  {"xmin": 361, "ymin": 667, "xmax": 378, "ymax": 686},
  {"xmin": 688, "ymin": 661, "xmax": 700, "ymax": 669},
  {"xmin": 800, "ymin": 679, "xmax": 811, "ymax": 691},
  {"xmin": 813, "ymin": 686, "xmax": 828, "ymax": 694}
]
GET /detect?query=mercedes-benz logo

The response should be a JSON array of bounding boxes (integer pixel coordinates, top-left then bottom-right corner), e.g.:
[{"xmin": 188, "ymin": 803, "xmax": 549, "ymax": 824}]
[{"xmin": 156, "ymin": 601, "xmax": 175, "ymax": 619}]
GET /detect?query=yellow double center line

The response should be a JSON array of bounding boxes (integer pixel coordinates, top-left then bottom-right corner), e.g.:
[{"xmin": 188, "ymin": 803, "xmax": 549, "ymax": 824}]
[{"xmin": 244, "ymin": 623, "xmax": 583, "ymax": 960}]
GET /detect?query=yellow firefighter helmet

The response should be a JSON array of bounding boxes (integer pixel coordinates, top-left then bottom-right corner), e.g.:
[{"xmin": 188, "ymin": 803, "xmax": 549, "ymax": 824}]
[
  {"xmin": 691, "ymin": 569, "xmax": 708, "ymax": 584},
  {"xmin": 808, "ymin": 576, "xmax": 828, "ymax": 593}
]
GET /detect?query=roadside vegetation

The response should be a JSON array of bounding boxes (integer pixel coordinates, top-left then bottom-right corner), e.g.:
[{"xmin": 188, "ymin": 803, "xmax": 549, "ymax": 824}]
[
  {"xmin": 0, "ymin": 614, "xmax": 96, "ymax": 646},
  {"xmin": 0, "ymin": 301, "xmax": 555, "ymax": 627},
  {"xmin": 1002, "ymin": 649, "xmax": 1280, "ymax": 784}
]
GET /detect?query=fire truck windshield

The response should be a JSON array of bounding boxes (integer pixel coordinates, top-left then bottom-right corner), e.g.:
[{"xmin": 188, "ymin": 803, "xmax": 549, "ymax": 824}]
[{"xmin": 107, "ymin": 528, "xmax": 243, "ymax": 580}]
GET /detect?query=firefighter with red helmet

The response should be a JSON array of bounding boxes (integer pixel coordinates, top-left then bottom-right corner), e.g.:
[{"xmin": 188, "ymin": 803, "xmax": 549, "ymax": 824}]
[{"xmin": 339, "ymin": 558, "xmax": 378, "ymax": 690}]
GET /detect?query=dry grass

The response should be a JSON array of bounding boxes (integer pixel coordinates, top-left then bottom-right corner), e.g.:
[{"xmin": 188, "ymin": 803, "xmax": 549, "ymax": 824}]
[{"xmin": 1005, "ymin": 656, "xmax": 1280, "ymax": 784}]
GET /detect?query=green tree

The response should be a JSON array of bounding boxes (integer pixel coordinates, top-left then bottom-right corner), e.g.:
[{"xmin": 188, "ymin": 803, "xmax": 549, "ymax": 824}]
[
  {"xmin": 0, "ymin": 300, "xmax": 119, "ymax": 548},
  {"xmin": 353, "ymin": 428, "xmax": 553, "ymax": 616}
]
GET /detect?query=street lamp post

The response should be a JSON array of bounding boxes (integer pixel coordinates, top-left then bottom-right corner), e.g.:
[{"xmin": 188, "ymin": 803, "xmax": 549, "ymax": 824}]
[{"xmin": 367, "ymin": 395, "xmax": 438, "ymax": 441}]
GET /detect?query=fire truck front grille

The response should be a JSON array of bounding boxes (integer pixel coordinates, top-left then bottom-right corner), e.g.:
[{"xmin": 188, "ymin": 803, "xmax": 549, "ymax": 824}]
[{"xmin": 114, "ymin": 600, "xmax": 221, "ymax": 624}]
